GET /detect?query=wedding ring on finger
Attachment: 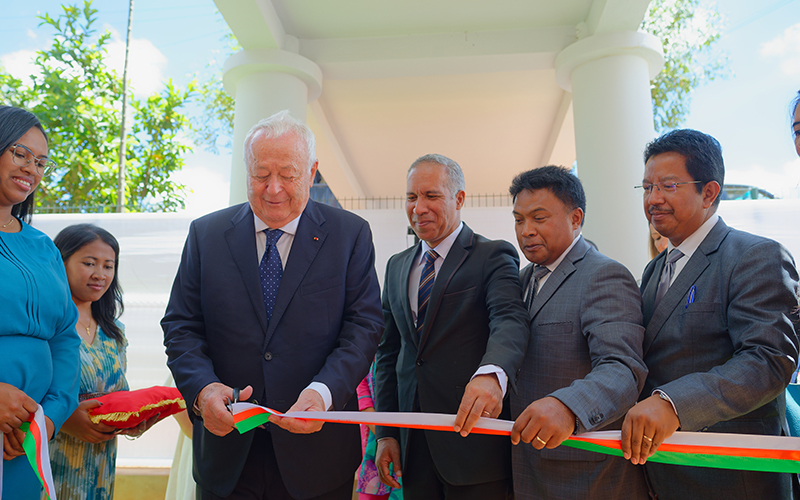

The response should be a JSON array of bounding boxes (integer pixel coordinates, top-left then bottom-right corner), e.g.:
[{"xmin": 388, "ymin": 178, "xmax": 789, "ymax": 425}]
[
  {"xmin": 482, "ymin": 410, "xmax": 491, "ymax": 416},
  {"xmin": 534, "ymin": 435, "xmax": 547, "ymax": 446},
  {"xmin": 642, "ymin": 435, "xmax": 653, "ymax": 443}
]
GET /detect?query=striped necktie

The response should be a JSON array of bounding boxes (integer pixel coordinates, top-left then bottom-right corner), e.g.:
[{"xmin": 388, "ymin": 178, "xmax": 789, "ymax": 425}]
[{"xmin": 416, "ymin": 249, "xmax": 439, "ymax": 337}]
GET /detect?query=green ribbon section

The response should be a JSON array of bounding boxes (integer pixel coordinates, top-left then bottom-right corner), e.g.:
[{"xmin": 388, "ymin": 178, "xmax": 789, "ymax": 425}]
[
  {"xmin": 234, "ymin": 413, "xmax": 271, "ymax": 434},
  {"xmin": 563, "ymin": 439, "xmax": 800, "ymax": 474},
  {"xmin": 20, "ymin": 421, "xmax": 51, "ymax": 500}
]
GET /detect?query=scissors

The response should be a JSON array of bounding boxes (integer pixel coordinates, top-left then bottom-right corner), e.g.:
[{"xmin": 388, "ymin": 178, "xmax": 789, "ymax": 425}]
[{"xmin": 225, "ymin": 387, "xmax": 240, "ymax": 414}]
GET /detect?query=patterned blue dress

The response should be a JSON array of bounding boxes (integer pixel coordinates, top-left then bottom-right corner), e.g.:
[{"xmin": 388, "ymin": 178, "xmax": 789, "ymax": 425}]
[
  {"xmin": 49, "ymin": 323, "xmax": 128, "ymax": 500},
  {"xmin": 0, "ymin": 219, "xmax": 80, "ymax": 498}
]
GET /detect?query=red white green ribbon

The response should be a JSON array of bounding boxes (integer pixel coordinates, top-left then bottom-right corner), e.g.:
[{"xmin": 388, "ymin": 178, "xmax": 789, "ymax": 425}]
[
  {"xmin": 230, "ymin": 403, "xmax": 800, "ymax": 474},
  {"xmin": 20, "ymin": 405, "xmax": 57, "ymax": 499}
]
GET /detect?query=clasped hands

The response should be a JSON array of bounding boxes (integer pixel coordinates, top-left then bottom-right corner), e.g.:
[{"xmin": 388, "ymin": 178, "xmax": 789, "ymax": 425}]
[
  {"xmin": 197, "ymin": 383, "xmax": 326, "ymax": 437},
  {"xmin": 1, "ymin": 383, "xmax": 53, "ymax": 461}
]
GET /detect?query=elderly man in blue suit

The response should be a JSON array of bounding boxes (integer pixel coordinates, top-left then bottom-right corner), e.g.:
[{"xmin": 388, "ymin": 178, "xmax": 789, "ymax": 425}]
[
  {"xmin": 162, "ymin": 111, "xmax": 383, "ymax": 500},
  {"xmin": 622, "ymin": 129, "xmax": 800, "ymax": 499},
  {"xmin": 508, "ymin": 166, "xmax": 649, "ymax": 499}
]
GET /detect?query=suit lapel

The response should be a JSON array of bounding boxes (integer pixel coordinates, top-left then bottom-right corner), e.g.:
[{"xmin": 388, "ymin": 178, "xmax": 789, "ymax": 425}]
[
  {"xmin": 418, "ymin": 225, "xmax": 473, "ymax": 350},
  {"xmin": 398, "ymin": 246, "xmax": 420, "ymax": 348},
  {"xmin": 266, "ymin": 201, "xmax": 327, "ymax": 344},
  {"xmin": 643, "ymin": 219, "xmax": 729, "ymax": 353},
  {"xmin": 642, "ymin": 254, "xmax": 665, "ymax": 325},
  {"xmin": 529, "ymin": 237, "xmax": 587, "ymax": 318},
  {"xmin": 224, "ymin": 204, "xmax": 268, "ymax": 333}
]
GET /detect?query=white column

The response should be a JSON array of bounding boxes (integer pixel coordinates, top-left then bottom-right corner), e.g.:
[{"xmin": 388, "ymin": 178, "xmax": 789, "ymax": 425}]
[
  {"xmin": 555, "ymin": 31, "xmax": 663, "ymax": 275},
  {"xmin": 223, "ymin": 48, "xmax": 323, "ymax": 205}
]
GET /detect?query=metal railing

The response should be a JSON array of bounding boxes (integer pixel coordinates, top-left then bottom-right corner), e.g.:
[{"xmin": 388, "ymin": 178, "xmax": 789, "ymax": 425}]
[
  {"xmin": 337, "ymin": 193, "xmax": 513, "ymax": 211},
  {"xmin": 34, "ymin": 193, "xmax": 513, "ymax": 214}
]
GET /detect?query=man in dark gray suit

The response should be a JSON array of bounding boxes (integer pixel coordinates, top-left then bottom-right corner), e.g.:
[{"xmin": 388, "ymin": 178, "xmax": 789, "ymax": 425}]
[
  {"xmin": 508, "ymin": 166, "xmax": 649, "ymax": 499},
  {"xmin": 622, "ymin": 129, "xmax": 800, "ymax": 499},
  {"xmin": 374, "ymin": 154, "xmax": 529, "ymax": 499}
]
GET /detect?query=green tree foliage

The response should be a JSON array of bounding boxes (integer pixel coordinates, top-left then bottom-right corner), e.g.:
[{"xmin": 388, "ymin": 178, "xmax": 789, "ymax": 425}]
[
  {"xmin": 642, "ymin": 0, "xmax": 729, "ymax": 132},
  {"xmin": 0, "ymin": 1, "xmax": 192, "ymax": 212},
  {"xmin": 191, "ymin": 32, "xmax": 238, "ymax": 154},
  {"xmin": 127, "ymin": 79, "xmax": 195, "ymax": 211}
]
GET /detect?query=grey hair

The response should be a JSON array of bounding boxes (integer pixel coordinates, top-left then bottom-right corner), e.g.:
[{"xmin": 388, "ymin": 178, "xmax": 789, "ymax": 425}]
[
  {"xmin": 243, "ymin": 110, "xmax": 317, "ymax": 172},
  {"xmin": 408, "ymin": 154, "xmax": 465, "ymax": 198}
]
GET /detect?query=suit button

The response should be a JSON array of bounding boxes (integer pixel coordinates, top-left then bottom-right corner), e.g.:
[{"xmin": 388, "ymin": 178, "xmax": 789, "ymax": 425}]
[
  {"xmin": 264, "ymin": 352, "xmax": 273, "ymax": 361},
  {"xmin": 416, "ymin": 359, "xmax": 424, "ymax": 366}
]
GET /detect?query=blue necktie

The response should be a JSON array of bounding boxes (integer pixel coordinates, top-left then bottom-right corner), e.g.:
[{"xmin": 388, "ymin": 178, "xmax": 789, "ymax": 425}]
[
  {"xmin": 416, "ymin": 249, "xmax": 439, "ymax": 337},
  {"xmin": 259, "ymin": 229, "xmax": 284, "ymax": 322}
]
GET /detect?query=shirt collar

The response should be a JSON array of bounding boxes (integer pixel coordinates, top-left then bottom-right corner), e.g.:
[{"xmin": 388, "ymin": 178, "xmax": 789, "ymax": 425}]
[
  {"xmin": 419, "ymin": 221, "xmax": 464, "ymax": 263},
  {"xmin": 254, "ymin": 212, "xmax": 302, "ymax": 236},
  {"xmin": 540, "ymin": 233, "xmax": 581, "ymax": 273},
  {"xmin": 667, "ymin": 213, "xmax": 719, "ymax": 261}
]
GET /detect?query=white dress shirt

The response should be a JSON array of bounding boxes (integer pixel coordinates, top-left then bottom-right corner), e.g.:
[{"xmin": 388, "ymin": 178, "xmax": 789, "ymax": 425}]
[
  {"xmin": 254, "ymin": 212, "xmax": 333, "ymax": 410},
  {"xmin": 408, "ymin": 222, "xmax": 509, "ymax": 396}
]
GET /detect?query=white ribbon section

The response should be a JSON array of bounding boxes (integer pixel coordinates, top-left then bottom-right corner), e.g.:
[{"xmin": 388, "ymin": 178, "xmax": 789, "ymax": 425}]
[
  {"xmin": 32, "ymin": 405, "xmax": 56, "ymax": 500},
  {"xmin": 269, "ymin": 407, "xmax": 800, "ymax": 451}
]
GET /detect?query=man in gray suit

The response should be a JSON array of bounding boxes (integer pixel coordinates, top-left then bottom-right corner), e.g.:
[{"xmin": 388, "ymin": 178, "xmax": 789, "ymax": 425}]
[
  {"xmin": 509, "ymin": 166, "xmax": 649, "ymax": 499},
  {"xmin": 621, "ymin": 129, "xmax": 800, "ymax": 499}
]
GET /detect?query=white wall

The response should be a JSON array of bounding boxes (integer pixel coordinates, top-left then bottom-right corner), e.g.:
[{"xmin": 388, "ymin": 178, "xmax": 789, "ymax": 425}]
[{"xmin": 31, "ymin": 198, "xmax": 800, "ymax": 465}]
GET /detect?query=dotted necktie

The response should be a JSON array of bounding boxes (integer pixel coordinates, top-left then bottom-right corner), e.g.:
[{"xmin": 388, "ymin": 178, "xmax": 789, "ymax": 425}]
[
  {"xmin": 525, "ymin": 265, "xmax": 551, "ymax": 310},
  {"xmin": 416, "ymin": 249, "xmax": 439, "ymax": 337},
  {"xmin": 654, "ymin": 249, "xmax": 684, "ymax": 309},
  {"xmin": 259, "ymin": 229, "xmax": 284, "ymax": 323}
]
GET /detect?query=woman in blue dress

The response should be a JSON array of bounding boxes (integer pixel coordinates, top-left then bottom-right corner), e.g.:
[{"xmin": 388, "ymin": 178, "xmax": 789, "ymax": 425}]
[{"xmin": 0, "ymin": 106, "xmax": 81, "ymax": 498}]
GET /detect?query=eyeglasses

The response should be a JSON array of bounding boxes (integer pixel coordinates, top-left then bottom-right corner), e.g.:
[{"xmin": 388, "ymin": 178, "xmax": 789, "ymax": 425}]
[
  {"xmin": 7, "ymin": 143, "xmax": 57, "ymax": 176},
  {"xmin": 634, "ymin": 181, "xmax": 702, "ymax": 196}
]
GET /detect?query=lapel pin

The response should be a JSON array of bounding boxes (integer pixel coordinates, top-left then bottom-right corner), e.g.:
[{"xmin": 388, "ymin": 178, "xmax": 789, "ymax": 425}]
[{"xmin": 313, "ymin": 236, "xmax": 319, "ymax": 241}]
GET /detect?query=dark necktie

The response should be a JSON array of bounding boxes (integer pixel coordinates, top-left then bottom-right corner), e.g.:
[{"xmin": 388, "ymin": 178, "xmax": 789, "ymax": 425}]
[
  {"xmin": 259, "ymin": 229, "xmax": 284, "ymax": 322},
  {"xmin": 525, "ymin": 265, "xmax": 551, "ymax": 310},
  {"xmin": 416, "ymin": 249, "xmax": 439, "ymax": 337},
  {"xmin": 653, "ymin": 249, "xmax": 684, "ymax": 309}
]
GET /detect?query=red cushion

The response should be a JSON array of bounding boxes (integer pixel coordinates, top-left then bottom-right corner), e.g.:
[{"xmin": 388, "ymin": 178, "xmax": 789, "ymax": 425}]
[{"xmin": 88, "ymin": 386, "xmax": 186, "ymax": 429}]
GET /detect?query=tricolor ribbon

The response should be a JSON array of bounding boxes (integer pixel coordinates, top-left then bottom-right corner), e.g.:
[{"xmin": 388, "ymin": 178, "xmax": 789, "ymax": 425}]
[
  {"xmin": 230, "ymin": 403, "xmax": 800, "ymax": 474},
  {"xmin": 21, "ymin": 405, "xmax": 57, "ymax": 499}
]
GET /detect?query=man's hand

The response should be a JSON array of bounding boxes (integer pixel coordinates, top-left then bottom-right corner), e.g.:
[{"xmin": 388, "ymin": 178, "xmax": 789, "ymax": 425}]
[
  {"xmin": 621, "ymin": 394, "xmax": 680, "ymax": 465},
  {"xmin": 0, "ymin": 383, "xmax": 38, "ymax": 434},
  {"xmin": 270, "ymin": 389, "xmax": 326, "ymax": 434},
  {"xmin": 453, "ymin": 374, "xmax": 503, "ymax": 437},
  {"xmin": 196, "ymin": 383, "xmax": 253, "ymax": 437},
  {"xmin": 61, "ymin": 400, "xmax": 117, "ymax": 444},
  {"xmin": 375, "ymin": 437, "xmax": 403, "ymax": 489},
  {"xmin": 510, "ymin": 396, "xmax": 575, "ymax": 449}
]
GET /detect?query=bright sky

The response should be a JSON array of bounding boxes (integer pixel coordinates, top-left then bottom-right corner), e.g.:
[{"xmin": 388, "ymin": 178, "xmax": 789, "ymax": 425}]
[{"xmin": 2, "ymin": 0, "xmax": 799, "ymax": 212}]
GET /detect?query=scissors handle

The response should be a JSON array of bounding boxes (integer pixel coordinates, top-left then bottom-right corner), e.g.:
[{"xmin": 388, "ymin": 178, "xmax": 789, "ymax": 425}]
[{"xmin": 226, "ymin": 387, "xmax": 242, "ymax": 413}]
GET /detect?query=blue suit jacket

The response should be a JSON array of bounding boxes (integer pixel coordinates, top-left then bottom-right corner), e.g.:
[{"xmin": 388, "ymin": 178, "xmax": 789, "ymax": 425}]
[
  {"xmin": 640, "ymin": 218, "xmax": 799, "ymax": 500},
  {"xmin": 162, "ymin": 200, "xmax": 384, "ymax": 498}
]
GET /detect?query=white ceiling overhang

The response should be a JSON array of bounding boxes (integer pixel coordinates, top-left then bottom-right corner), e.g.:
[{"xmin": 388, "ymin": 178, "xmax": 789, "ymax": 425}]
[{"xmin": 216, "ymin": 0, "xmax": 652, "ymax": 199}]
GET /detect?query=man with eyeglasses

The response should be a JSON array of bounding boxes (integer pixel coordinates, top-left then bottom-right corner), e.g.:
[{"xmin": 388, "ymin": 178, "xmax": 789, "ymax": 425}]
[{"xmin": 621, "ymin": 129, "xmax": 799, "ymax": 499}]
